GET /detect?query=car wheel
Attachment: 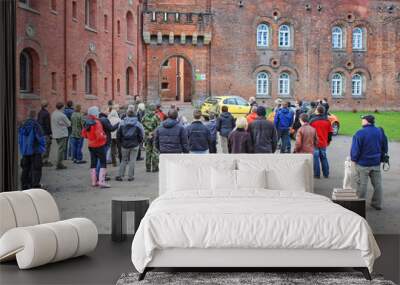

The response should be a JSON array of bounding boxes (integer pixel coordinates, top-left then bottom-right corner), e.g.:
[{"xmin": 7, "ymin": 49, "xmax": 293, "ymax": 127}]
[{"xmin": 332, "ymin": 122, "xmax": 339, "ymax": 136}]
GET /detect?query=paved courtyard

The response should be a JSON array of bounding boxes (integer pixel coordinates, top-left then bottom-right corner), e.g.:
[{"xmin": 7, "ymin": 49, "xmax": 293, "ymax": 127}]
[{"xmin": 38, "ymin": 104, "xmax": 400, "ymax": 234}]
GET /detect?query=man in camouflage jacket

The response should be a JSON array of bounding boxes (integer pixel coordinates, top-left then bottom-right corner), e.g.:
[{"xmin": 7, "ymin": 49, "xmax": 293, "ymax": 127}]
[{"xmin": 141, "ymin": 104, "xmax": 161, "ymax": 172}]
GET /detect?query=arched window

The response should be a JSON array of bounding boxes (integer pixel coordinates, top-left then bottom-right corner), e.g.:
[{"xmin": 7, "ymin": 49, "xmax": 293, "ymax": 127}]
[
  {"xmin": 279, "ymin": 73, "xmax": 290, "ymax": 96},
  {"xmin": 331, "ymin": 73, "xmax": 343, "ymax": 96},
  {"xmin": 85, "ymin": 0, "xmax": 97, "ymax": 28},
  {"xmin": 20, "ymin": 50, "xmax": 33, "ymax": 92},
  {"xmin": 352, "ymin": 27, "xmax": 363, "ymax": 50},
  {"xmin": 126, "ymin": 67, "xmax": 134, "ymax": 96},
  {"xmin": 332, "ymin": 26, "xmax": 343, "ymax": 49},
  {"xmin": 85, "ymin": 59, "xmax": 97, "ymax": 95},
  {"xmin": 256, "ymin": 72, "xmax": 269, "ymax": 97},
  {"xmin": 352, "ymin": 74, "xmax": 363, "ymax": 96},
  {"xmin": 279, "ymin": 24, "xmax": 291, "ymax": 48},
  {"xmin": 126, "ymin": 11, "xmax": 134, "ymax": 42},
  {"xmin": 257, "ymin": 24, "xmax": 269, "ymax": 47}
]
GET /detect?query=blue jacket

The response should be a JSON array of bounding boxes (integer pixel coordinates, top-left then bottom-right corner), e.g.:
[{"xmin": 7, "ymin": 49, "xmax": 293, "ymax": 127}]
[
  {"xmin": 351, "ymin": 125, "xmax": 388, "ymax": 167},
  {"xmin": 274, "ymin": 107, "xmax": 294, "ymax": 130},
  {"xmin": 205, "ymin": 119, "xmax": 218, "ymax": 142},
  {"xmin": 19, "ymin": 119, "xmax": 46, "ymax": 156},
  {"xmin": 155, "ymin": 118, "xmax": 189, "ymax": 153},
  {"xmin": 64, "ymin": 107, "xmax": 74, "ymax": 120},
  {"xmin": 216, "ymin": 112, "xmax": 235, "ymax": 137},
  {"xmin": 186, "ymin": 121, "xmax": 211, "ymax": 152}
]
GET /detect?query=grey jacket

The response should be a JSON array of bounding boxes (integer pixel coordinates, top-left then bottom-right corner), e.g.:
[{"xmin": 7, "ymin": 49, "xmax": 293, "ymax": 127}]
[{"xmin": 51, "ymin": 110, "xmax": 71, "ymax": 139}]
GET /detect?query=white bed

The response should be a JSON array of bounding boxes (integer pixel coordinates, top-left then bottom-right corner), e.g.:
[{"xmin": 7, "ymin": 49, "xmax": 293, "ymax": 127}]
[{"xmin": 131, "ymin": 154, "xmax": 380, "ymax": 280}]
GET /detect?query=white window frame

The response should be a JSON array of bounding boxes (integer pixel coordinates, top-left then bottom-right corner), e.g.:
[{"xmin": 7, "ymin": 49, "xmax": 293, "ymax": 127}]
[
  {"xmin": 279, "ymin": 25, "xmax": 291, "ymax": 48},
  {"xmin": 279, "ymin": 73, "xmax": 290, "ymax": 96},
  {"xmin": 331, "ymin": 73, "xmax": 343, "ymax": 97},
  {"xmin": 352, "ymin": 74, "xmax": 363, "ymax": 96},
  {"xmin": 332, "ymin": 26, "xmax": 343, "ymax": 49},
  {"xmin": 352, "ymin": 27, "xmax": 363, "ymax": 50},
  {"xmin": 257, "ymin": 24, "xmax": 269, "ymax": 48},
  {"xmin": 256, "ymin": 72, "xmax": 269, "ymax": 97}
]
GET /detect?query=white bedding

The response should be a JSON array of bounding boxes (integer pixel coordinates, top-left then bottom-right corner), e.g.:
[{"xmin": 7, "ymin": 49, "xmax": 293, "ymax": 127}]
[{"xmin": 131, "ymin": 190, "xmax": 380, "ymax": 273}]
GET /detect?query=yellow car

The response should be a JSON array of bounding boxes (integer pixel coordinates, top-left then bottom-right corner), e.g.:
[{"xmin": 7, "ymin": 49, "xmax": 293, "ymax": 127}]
[{"xmin": 200, "ymin": 96, "xmax": 251, "ymax": 119}]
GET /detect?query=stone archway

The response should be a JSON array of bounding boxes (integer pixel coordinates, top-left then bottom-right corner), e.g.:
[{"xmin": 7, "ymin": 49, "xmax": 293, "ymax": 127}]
[{"xmin": 158, "ymin": 55, "xmax": 194, "ymax": 103}]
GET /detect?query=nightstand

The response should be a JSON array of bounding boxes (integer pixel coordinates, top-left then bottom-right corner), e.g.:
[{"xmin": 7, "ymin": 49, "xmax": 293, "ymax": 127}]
[{"xmin": 332, "ymin": 199, "xmax": 366, "ymax": 218}]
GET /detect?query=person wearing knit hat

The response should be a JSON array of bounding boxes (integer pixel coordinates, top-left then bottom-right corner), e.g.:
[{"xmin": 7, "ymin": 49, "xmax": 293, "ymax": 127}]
[
  {"xmin": 249, "ymin": 105, "xmax": 278, "ymax": 153},
  {"xmin": 82, "ymin": 106, "xmax": 110, "ymax": 188},
  {"xmin": 228, "ymin": 117, "xmax": 252, "ymax": 153}
]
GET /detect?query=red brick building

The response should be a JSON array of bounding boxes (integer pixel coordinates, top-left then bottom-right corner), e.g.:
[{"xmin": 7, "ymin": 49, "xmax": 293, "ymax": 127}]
[{"xmin": 17, "ymin": 0, "xmax": 400, "ymax": 120}]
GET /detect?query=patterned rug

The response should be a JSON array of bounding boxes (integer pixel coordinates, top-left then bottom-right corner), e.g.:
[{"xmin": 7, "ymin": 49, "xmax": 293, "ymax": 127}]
[{"xmin": 116, "ymin": 271, "xmax": 396, "ymax": 285}]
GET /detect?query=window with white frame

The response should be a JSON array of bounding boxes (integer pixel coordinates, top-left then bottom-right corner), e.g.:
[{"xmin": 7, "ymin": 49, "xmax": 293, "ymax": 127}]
[
  {"xmin": 352, "ymin": 27, "xmax": 363, "ymax": 50},
  {"xmin": 256, "ymin": 72, "xmax": 269, "ymax": 97},
  {"xmin": 279, "ymin": 25, "xmax": 291, "ymax": 48},
  {"xmin": 352, "ymin": 74, "xmax": 363, "ymax": 96},
  {"xmin": 279, "ymin": 73, "xmax": 290, "ymax": 96},
  {"xmin": 257, "ymin": 24, "xmax": 269, "ymax": 47},
  {"xmin": 332, "ymin": 26, "xmax": 343, "ymax": 49},
  {"xmin": 331, "ymin": 73, "xmax": 343, "ymax": 96}
]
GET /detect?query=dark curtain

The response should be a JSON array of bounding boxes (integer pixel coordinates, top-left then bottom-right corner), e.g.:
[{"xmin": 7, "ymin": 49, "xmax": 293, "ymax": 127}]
[{"xmin": 0, "ymin": 0, "xmax": 18, "ymax": 192}]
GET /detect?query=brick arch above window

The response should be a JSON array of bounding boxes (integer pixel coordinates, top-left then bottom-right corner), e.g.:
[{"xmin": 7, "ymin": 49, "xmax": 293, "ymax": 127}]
[
  {"xmin": 253, "ymin": 16, "xmax": 274, "ymax": 29},
  {"xmin": 80, "ymin": 51, "xmax": 103, "ymax": 74},
  {"xmin": 326, "ymin": 67, "xmax": 350, "ymax": 82},
  {"xmin": 351, "ymin": 67, "xmax": 372, "ymax": 80},
  {"xmin": 253, "ymin": 65, "xmax": 275, "ymax": 76},
  {"xmin": 17, "ymin": 38, "xmax": 48, "ymax": 67},
  {"xmin": 353, "ymin": 20, "xmax": 374, "ymax": 35},
  {"xmin": 277, "ymin": 66, "xmax": 299, "ymax": 81}
]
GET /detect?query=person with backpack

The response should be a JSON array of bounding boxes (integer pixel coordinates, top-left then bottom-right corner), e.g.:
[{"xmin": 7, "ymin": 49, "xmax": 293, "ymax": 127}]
[
  {"xmin": 115, "ymin": 107, "xmax": 144, "ymax": 181},
  {"xmin": 216, "ymin": 105, "xmax": 235, "ymax": 153},
  {"xmin": 274, "ymin": 101, "xmax": 294, "ymax": 153},
  {"xmin": 82, "ymin": 106, "xmax": 110, "ymax": 188},
  {"xmin": 19, "ymin": 110, "xmax": 46, "ymax": 190},
  {"xmin": 204, "ymin": 112, "xmax": 218, "ymax": 153},
  {"xmin": 186, "ymin": 109, "xmax": 212, "ymax": 154},
  {"xmin": 350, "ymin": 115, "xmax": 389, "ymax": 210}
]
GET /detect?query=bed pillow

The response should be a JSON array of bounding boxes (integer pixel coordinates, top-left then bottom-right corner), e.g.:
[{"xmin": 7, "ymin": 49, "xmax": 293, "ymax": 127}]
[
  {"xmin": 236, "ymin": 169, "xmax": 267, "ymax": 190},
  {"xmin": 167, "ymin": 160, "xmax": 236, "ymax": 192},
  {"xmin": 211, "ymin": 168, "xmax": 237, "ymax": 191},
  {"xmin": 237, "ymin": 159, "xmax": 308, "ymax": 192}
]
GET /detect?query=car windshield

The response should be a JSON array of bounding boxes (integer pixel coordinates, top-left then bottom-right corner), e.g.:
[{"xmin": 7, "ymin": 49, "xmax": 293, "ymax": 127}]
[{"xmin": 205, "ymin": 97, "xmax": 220, "ymax": 104}]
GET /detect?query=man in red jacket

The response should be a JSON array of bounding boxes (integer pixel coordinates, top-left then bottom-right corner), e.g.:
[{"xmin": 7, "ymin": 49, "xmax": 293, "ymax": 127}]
[{"xmin": 310, "ymin": 106, "xmax": 333, "ymax": 178}]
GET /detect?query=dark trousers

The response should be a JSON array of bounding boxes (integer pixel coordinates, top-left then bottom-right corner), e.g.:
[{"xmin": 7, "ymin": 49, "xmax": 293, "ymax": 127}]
[
  {"xmin": 89, "ymin": 146, "xmax": 107, "ymax": 169},
  {"xmin": 96, "ymin": 144, "xmax": 109, "ymax": 177},
  {"xmin": 42, "ymin": 135, "xmax": 52, "ymax": 163},
  {"xmin": 70, "ymin": 137, "xmax": 84, "ymax": 161},
  {"xmin": 56, "ymin": 137, "xmax": 68, "ymax": 167},
  {"xmin": 209, "ymin": 141, "xmax": 217, "ymax": 153},
  {"xmin": 21, "ymin": 154, "xmax": 42, "ymax": 190},
  {"xmin": 278, "ymin": 129, "xmax": 291, "ymax": 153},
  {"xmin": 111, "ymin": 138, "xmax": 119, "ymax": 166}
]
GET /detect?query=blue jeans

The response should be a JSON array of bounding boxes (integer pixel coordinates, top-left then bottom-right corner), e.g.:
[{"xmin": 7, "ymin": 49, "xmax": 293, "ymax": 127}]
[
  {"xmin": 278, "ymin": 129, "xmax": 291, "ymax": 153},
  {"xmin": 70, "ymin": 137, "xmax": 84, "ymax": 161},
  {"xmin": 96, "ymin": 144, "xmax": 110, "ymax": 178},
  {"xmin": 313, "ymin": 147, "xmax": 329, "ymax": 178}
]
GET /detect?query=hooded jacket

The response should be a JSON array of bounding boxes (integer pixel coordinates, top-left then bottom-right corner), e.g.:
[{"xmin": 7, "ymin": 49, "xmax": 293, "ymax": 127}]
[
  {"xmin": 216, "ymin": 112, "xmax": 235, "ymax": 137},
  {"xmin": 117, "ymin": 116, "xmax": 144, "ymax": 148},
  {"xmin": 81, "ymin": 115, "xmax": 107, "ymax": 148},
  {"xmin": 249, "ymin": 117, "xmax": 278, "ymax": 153},
  {"xmin": 274, "ymin": 107, "xmax": 294, "ymax": 130},
  {"xmin": 186, "ymin": 120, "xmax": 211, "ymax": 152},
  {"xmin": 154, "ymin": 118, "xmax": 189, "ymax": 153},
  {"xmin": 19, "ymin": 119, "xmax": 46, "ymax": 156}
]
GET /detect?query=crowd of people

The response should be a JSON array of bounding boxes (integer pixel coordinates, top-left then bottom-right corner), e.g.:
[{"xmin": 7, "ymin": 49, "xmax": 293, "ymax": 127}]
[{"xmin": 18, "ymin": 96, "xmax": 388, "ymax": 209}]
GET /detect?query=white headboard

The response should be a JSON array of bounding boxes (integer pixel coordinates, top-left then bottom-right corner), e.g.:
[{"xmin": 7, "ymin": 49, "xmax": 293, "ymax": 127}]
[{"xmin": 159, "ymin": 154, "xmax": 314, "ymax": 195}]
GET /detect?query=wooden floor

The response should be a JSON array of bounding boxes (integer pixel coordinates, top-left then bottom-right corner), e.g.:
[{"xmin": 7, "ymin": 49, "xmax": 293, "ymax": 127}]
[{"xmin": 0, "ymin": 235, "xmax": 398, "ymax": 285}]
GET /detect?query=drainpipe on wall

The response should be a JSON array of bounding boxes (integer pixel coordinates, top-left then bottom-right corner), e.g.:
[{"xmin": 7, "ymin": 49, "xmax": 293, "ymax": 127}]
[
  {"xmin": 64, "ymin": 0, "xmax": 67, "ymax": 103},
  {"xmin": 111, "ymin": 0, "xmax": 115, "ymax": 101},
  {"xmin": 136, "ymin": 2, "xmax": 140, "ymax": 97}
]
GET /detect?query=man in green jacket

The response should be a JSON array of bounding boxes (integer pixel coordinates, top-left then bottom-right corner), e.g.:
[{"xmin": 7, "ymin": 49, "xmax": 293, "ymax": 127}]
[
  {"xmin": 142, "ymin": 104, "xmax": 160, "ymax": 172},
  {"xmin": 70, "ymin": 104, "xmax": 86, "ymax": 164}
]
